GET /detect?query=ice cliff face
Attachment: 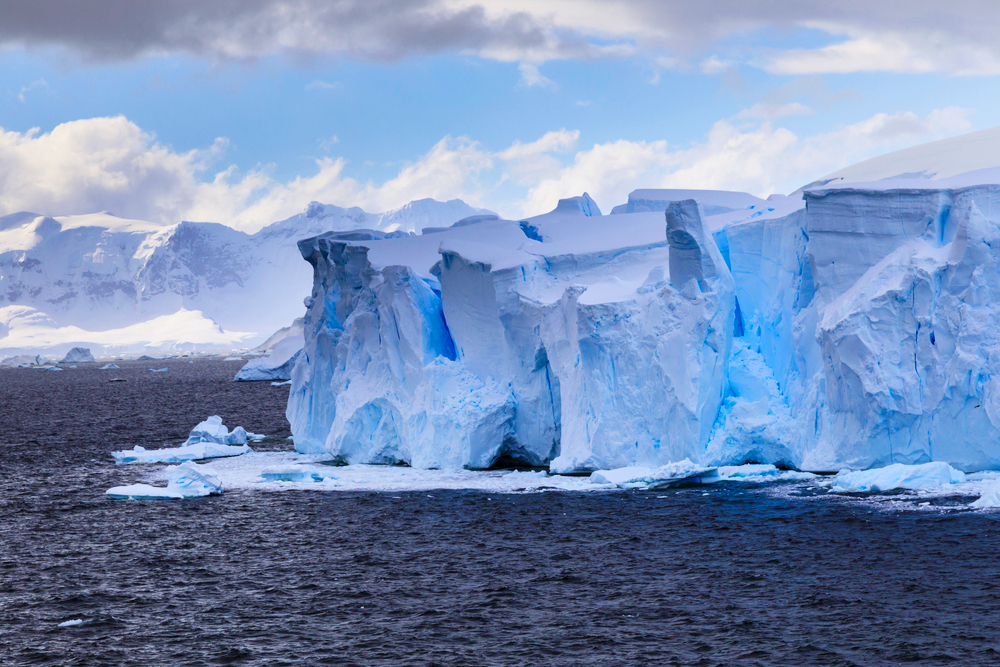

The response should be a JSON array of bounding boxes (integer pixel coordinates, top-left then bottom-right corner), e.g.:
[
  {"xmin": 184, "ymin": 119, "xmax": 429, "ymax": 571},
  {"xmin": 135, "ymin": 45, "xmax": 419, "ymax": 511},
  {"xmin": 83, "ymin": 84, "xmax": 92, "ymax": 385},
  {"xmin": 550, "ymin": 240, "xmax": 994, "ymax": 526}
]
[
  {"xmin": 288, "ymin": 195, "xmax": 735, "ymax": 470},
  {"xmin": 289, "ymin": 168, "xmax": 1000, "ymax": 473}
]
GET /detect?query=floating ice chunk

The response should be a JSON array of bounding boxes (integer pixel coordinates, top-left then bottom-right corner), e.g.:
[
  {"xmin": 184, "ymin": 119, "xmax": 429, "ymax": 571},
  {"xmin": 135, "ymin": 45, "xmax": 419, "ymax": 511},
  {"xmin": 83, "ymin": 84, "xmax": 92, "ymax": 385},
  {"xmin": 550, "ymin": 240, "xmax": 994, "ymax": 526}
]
[
  {"xmin": 223, "ymin": 357, "xmax": 243, "ymax": 361},
  {"xmin": 58, "ymin": 619, "xmax": 84, "ymax": 627},
  {"xmin": 60, "ymin": 347, "xmax": 95, "ymax": 363},
  {"xmin": 47, "ymin": 366, "xmax": 63, "ymax": 371},
  {"xmin": 714, "ymin": 464, "xmax": 817, "ymax": 482},
  {"xmin": 971, "ymin": 480, "xmax": 1000, "ymax": 508},
  {"xmin": 111, "ymin": 441, "xmax": 252, "ymax": 464},
  {"xmin": 821, "ymin": 462, "xmax": 967, "ymax": 493},
  {"xmin": 271, "ymin": 380, "xmax": 291, "ymax": 386},
  {"xmin": 590, "ymin": 460, "xmax": 718, "ymax": 489},
  {"xmin": 100, "ymin": 363, "xmax": 120, "ymax": 369},
  {"xmin": 185, "ymin": 415, "xmax": 248, "ymax": 446},
  {"xmin": 247, "ymin": 432, "xmax": 266, "ymax": 441},
  {"xmin": 260, "ymin": 464, "xmax": 337, "ymax": 482},
  {"xmin": 1, "ymin": 354, "xmax": 41, "ymax": 367},
  {"xmin": 106, "ymin": 461, "xmax": 223, "ymax": 499},
  {"xmin": 148, "ymin": 368, "xmax": 168, "ymax": 372},
  {"xmin": 109, "ymin": 377, "xmax": 126, "ymax": 382}
]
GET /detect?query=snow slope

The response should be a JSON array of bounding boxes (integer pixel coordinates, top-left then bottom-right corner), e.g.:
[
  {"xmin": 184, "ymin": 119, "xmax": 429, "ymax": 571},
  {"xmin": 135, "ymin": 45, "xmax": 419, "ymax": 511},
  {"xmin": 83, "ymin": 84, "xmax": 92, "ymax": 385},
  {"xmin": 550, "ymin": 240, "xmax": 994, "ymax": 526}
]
[{"xmin": 0, "ymin": 199, "xmax": 490, "ymax": 356}]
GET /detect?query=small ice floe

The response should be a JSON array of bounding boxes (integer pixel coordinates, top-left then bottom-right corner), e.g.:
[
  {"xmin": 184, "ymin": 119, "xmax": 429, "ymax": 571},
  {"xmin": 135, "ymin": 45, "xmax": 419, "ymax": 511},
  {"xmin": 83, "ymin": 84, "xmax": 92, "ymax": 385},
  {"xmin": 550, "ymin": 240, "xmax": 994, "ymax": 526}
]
[
  {"xmin": 271, "ymin": 380, "xmax": 292, "ymax": 387},
  {"xmin": 148, "ymin": 368, "xmax": 168, "ymax": 373},
  {"xmin": 111, "ymin": 416, "xmax": 256, "ymax": 463},
  {"xmin": 58, "ymin": 619, "xmax": 84, "ymax": 627},
  {"xmin": 186, "ymin": 415, "xmax": 249, "ymax": 446},
  {"xmin": 818, "ymin": 461, "xmax": 966, "ymax": 493},
  {"xmin": 112, "ymin": 442, "xmax": 252, "ymax": 464},
  {"xmin": 715, "ymin": 464, "xmax": 816, "ymax": 482},
  {"xmin": 107, "ymin": 461, "xmax": 223, "ymax": 500},
  {"xmin": 47, "ymin": 366, "xmax": 64, "ymax": 371},
  {"xmin": 971, "ymin": 480, "xmax": 1000, "ymax": 509},
  {"xmin": 100, "ymin": 363, "xmax": 120, "ymax": 370},
  {"xmin": 223, "ymin": 357, "xmax": 243, "ymax": 361},
  {"xmin": 590, "ymin": 459, "xmax": 718, "ymax": 489},
  {"xmin": 260, "ymin": 464, "xmax": 337, "ymax": 483},
  {"xmin": 109, "ymin": 377, "xmax": 126, "ymax": 382},
  {"xmin": 234, "ymin": 335, "xmax": 303, "ymax": 382}
]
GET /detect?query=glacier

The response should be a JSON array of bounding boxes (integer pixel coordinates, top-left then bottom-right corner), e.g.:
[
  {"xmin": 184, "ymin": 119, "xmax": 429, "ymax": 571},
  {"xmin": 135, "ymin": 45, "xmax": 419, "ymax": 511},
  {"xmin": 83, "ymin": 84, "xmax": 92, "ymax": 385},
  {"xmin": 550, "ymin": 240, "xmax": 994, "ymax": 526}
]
[
  {"xmin": 0, "ymin": 198, "xmax": 490, "ymax": 357},
  {"xmin": 286, "ymin": 156, "xmax": 1000, "ymax": 474}
]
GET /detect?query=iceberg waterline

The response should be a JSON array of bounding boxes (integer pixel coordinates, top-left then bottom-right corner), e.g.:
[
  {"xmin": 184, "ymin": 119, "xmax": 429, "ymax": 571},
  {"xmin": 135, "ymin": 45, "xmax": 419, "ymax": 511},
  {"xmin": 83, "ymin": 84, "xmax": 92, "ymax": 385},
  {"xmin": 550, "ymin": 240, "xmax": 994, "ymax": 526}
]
[{"xmin": 286, "ymin": 170, "xmax": 1000, "ymax": 476}]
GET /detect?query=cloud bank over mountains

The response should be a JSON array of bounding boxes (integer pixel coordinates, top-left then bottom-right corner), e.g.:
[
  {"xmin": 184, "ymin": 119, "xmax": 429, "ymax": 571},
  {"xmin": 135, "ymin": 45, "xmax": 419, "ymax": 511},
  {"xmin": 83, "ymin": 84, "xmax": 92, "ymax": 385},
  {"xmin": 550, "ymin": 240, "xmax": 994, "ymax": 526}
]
[
  {"xmin": 5, "ymin": 0, "xmax": 1000, "ymax": 75},
  {"xmin": 0, "ymin": 107, "xmax": 971, "ymax": 230}
]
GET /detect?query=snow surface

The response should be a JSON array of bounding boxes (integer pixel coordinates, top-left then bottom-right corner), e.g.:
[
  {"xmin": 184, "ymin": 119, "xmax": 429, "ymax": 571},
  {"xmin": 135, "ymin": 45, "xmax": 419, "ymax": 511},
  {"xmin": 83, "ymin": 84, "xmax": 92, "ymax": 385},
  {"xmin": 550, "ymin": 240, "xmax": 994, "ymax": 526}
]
[{"xmin": 106, "ymin": 461, "xmax": 223, "ymax": 499}]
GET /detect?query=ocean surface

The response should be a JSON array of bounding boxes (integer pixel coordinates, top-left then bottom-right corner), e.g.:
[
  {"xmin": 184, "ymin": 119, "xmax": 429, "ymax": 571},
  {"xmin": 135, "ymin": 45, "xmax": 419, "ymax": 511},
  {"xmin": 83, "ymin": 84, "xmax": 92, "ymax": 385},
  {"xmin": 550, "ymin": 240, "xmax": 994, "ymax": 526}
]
[{"xmin": 3, "ymin": 360, "xmax": 1000, "ymax": 666}]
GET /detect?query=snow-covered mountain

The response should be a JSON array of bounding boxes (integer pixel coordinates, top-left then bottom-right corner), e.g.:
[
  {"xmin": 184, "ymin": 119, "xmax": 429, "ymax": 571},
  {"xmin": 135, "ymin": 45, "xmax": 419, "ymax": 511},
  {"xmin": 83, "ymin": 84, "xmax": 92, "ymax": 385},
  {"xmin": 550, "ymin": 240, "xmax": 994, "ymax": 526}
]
[
  {"xmin": 0, "ymin": 198, "xmax": 490, "ymax": 356},
  {"xmin": 287, "ymin": 127, "xmax": 1000, "ymax": 474}
]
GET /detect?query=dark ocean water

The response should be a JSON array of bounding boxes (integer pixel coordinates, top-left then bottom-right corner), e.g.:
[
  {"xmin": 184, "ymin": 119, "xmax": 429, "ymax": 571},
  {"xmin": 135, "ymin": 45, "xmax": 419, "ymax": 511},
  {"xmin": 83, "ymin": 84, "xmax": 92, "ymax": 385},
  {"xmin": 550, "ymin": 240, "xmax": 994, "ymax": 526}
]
[{"xmin": 3, "ymin": 360, "xmax": 1000, "ymax": 666}]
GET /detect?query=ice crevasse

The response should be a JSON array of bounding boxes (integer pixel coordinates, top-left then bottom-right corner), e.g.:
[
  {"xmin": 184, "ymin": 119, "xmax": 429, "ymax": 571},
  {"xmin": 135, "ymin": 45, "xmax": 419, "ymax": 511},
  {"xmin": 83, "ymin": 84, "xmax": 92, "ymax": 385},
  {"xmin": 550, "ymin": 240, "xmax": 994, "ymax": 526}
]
[{"xmin": 286, "ymin": 171, "xmax": 1000, "ymax": 473}]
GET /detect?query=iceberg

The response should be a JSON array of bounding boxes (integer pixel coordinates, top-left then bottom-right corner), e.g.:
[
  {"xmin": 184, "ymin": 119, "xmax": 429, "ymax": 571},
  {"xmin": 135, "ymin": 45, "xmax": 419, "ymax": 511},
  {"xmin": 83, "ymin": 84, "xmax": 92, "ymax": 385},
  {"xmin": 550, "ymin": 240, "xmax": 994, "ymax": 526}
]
[
  {"xmin": 106, "ymin": 461, "xmax": 223, "ymax": 499},
  {"xmin": 1, "ymin": 354, "xmax": 41, "ymax": 367},
  {"xmin": 590, "ymin": 460, "xmax": 718, "ymax": 488},
  {"xmin": 185, "ymin": 415, "xmax": 249, "ymax": 446},
  {"xmin": 284, "ymin": 135, "xmax": 1000, "ymax": 476},
  {"xmin": 100, "ymin": 363, "xmax": 120, "ymax": 369},
  {"xmin": 60, "ymin": 347, "xmax": 95, "ymax": 363},
  {"xmin": 234, "ymin": 334, "xmax": 303, "ymax": 381},
  {"xmin": 971, "ymin": 480, "xmax": 1000, "ymax": 508}
]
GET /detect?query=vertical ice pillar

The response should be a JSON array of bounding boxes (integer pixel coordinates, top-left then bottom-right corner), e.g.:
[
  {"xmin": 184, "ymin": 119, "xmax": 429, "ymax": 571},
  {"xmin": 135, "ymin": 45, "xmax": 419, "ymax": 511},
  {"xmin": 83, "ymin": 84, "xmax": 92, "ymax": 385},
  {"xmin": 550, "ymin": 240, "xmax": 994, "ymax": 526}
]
[{"xmin": 666, "ymin": 199, "xmax": 726, "ymax": 292}]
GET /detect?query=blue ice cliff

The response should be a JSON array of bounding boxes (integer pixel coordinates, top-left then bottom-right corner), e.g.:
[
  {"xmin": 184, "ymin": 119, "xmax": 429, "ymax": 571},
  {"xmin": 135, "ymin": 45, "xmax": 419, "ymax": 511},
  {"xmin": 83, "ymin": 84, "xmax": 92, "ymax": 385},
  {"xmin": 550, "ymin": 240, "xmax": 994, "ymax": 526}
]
[{"xmin": 286, "ymin": 167, "xmax": 1000, "ymax": 473}]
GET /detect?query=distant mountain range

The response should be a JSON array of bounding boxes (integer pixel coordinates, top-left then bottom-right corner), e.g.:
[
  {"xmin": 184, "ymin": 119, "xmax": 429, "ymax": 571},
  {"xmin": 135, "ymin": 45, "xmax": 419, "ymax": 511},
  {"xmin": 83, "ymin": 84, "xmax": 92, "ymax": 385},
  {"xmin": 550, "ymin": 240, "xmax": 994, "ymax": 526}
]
[{"xmin": 0, "ymin": 198, "xmax": 489, "ymax": 356}]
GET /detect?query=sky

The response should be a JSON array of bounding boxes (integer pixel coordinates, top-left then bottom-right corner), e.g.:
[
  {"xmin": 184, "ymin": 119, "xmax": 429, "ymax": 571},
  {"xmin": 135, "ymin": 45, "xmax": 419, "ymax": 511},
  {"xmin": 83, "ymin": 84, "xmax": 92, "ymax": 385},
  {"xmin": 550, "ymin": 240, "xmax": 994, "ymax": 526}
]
[{"xmin": 2, "ymin": 0, "xmax": 1000, "ymax": 232}]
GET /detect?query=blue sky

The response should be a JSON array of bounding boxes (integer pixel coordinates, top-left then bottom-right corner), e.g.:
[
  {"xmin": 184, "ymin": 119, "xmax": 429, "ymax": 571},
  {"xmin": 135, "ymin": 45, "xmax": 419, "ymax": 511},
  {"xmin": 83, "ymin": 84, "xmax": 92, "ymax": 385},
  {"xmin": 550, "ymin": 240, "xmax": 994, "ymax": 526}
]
[{"xmin": 2, "ymin": 1, "xmax": 999, "ymax": 231}]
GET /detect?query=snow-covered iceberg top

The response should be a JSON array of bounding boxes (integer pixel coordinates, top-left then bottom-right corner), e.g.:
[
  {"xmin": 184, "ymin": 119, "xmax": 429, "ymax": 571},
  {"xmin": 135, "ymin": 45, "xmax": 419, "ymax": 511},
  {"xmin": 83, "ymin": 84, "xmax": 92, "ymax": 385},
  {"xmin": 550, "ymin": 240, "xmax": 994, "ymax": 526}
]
[{"xmin": 106, "ymin": 461, "xmax": 223, "ymax": 500}]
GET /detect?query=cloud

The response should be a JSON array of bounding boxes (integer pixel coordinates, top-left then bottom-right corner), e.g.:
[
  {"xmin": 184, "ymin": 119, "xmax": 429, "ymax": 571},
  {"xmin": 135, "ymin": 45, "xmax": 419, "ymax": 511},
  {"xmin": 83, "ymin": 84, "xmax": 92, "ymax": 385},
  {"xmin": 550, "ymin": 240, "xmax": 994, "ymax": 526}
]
[
  {"xmin": 6, "ymin": 1, "xmax": 1000, "ymax": 75},
  {"xmin": 0, "ymin": 109, "xmax": 975, "ymax": 233},
  {"xmin": 517, "ymin": 63, "xmax": 556, "ymax": 88},
  {"xmin": 15, "ymin": 79, "xmax": 48, "ymax": 103},
  {"xmin": 513, "ymin": 106, "xmax": 973, "ymax": 215},
  {"xmin": 305, "ymin": 79, "xmax": 339, "ymax": 91},
  {"xmin": 736, "ymin": 102, "xmax": 812, "ymax": 120},
  {"xmin": 0, "ymin": 0, "xmax": 626, "ymax": 64}
]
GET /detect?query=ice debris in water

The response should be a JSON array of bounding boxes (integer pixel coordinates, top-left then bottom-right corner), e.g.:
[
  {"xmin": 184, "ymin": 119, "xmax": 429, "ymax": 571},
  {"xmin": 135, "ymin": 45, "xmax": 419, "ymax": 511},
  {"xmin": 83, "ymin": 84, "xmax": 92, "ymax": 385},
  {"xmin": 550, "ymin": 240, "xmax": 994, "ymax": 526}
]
[
  {"xmin": 260, "ymin": 464, "xmax": 337, "ymax": 482},
  {"xmin": 100, "ymin": 363, "xmax": 119, "ymax": 369},
  {"xmin": 185, "ymin": 415, "xmax": 250, "ymax": 446},
  {"xmin": 58, "ymin": 619, "xmax": 84, "ymax": 627},
  {"xmin": 971, "ymin": 480, "xmax": 1000, "ymax": 508},
  {"xmin": 148, "ymin": 367, "xmax": 168, "ymax": 372},
  {"xmin": 106, "ymin": 461, "xmax": 223, "ymax": 500},
  {"xmin": 111, "ymin": 416, "xmax": 258, "ymax": 463},
  {"xmin": 271, "ymin": 380, "xmax": 291, "ymax": 387},
  {"xmin": 819, "ymin": 462, "xmax": 967, "ymax": 493},
  {"xmin": 591, "ymin": 460, "xmax": 718, "ymax": 489},
  {"xmin": 111, "ymin": 441, "xmax": 252, "ymax": 464}
]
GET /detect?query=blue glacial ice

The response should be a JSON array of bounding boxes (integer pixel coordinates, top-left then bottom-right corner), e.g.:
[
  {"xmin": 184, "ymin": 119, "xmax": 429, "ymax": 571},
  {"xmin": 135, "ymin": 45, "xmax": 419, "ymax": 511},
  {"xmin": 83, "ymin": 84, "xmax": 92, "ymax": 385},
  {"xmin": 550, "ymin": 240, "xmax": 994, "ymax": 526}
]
[
  {"xmin": 106, "ymin": 461, "xmax": 223, "ymax": 499},
  {"xmin": 286, "ymin": 169, "xmax": 1000, "ymax": 474}
]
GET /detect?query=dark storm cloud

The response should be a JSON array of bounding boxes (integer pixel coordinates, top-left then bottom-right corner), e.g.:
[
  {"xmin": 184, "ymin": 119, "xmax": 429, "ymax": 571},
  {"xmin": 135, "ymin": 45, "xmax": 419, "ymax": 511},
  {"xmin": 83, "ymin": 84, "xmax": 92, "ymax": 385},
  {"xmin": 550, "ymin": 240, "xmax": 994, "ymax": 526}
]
[
  {"xmin": 3, "ymin": 0, "xmax": 999, "ymax": 68},
  {"xmin": 0, "ymin": 0, "xmax": 594, "ymax": 62}
]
